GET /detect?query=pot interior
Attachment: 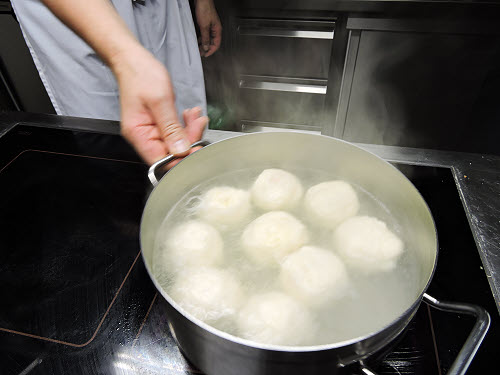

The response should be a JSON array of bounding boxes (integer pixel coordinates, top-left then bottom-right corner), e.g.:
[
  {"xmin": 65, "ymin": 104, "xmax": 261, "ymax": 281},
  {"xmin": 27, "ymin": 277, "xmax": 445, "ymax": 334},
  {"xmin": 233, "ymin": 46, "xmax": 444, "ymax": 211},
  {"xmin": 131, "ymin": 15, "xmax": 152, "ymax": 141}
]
[{"xmin": 141, "ymin": 132, "xmax": 437, "ymax": 344}]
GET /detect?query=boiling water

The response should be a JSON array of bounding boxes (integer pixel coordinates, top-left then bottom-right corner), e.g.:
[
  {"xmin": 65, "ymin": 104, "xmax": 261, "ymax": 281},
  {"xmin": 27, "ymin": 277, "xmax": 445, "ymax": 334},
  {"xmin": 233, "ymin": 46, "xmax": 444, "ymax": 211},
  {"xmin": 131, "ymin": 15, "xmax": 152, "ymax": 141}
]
[{"xmin": 152, "ymin": 167, "xmax": 421, "ymax": 346}]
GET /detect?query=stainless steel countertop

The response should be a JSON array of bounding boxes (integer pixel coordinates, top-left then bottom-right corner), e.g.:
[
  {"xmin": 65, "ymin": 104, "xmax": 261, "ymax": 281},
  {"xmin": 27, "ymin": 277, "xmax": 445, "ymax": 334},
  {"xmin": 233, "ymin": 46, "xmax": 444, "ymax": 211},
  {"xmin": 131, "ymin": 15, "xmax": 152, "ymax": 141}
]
[{"xmin": 1, "ymin": 112, "xmax": 499, "ymax": 314}]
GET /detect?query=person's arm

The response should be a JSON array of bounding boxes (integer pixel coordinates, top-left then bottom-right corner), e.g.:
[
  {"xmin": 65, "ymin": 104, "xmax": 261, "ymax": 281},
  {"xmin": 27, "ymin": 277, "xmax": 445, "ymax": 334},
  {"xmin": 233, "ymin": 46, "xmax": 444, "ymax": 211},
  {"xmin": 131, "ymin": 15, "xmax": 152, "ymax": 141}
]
[{"xmin": 42, "ymin": 0, "xmax": 207, "ymax": 165}]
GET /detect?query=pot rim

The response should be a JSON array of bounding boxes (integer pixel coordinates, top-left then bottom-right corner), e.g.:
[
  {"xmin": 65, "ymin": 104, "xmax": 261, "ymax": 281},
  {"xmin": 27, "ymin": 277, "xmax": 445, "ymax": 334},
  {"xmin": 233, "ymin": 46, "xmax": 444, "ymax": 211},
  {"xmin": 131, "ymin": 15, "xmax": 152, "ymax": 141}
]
[{"xmin": 140, "ymin": 132, "xmax": 439, "ymax": 353}]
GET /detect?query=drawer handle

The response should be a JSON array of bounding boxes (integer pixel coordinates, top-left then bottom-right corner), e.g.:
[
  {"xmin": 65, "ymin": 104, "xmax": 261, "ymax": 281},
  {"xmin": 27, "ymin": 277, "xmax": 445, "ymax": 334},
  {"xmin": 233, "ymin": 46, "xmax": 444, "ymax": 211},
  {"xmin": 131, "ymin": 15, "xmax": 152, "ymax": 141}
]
[
  {"xmin": 238, "ymin": 27, "xmax": 334, "ymax": 40},
  {"xmin": 237, "ymin": 19, "xmax": 335, "ymax": 40},
  {"xmin": 239, "ymin": 76, "xmax": 327, "ymax": 95}
]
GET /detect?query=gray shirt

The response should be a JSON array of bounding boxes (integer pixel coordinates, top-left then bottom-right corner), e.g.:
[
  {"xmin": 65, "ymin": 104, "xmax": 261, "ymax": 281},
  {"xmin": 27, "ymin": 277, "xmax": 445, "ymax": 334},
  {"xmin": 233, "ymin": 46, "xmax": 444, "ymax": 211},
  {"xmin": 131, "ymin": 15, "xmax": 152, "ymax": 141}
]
[{"xmin": 11, "ymin": 0, "xmax": 206, "ymax": 121}]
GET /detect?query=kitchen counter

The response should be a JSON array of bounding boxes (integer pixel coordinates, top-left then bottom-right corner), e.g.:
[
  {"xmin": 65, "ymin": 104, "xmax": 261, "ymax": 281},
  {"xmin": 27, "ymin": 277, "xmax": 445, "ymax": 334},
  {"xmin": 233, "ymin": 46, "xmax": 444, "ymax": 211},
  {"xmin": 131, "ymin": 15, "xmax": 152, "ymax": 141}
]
[
  {"xmin": 1, "ymin": 111, "xmax": 499, "ymax": 317},
  {"xmin": 230, "ymin": 0, "xmax": 500, "ymax": 18}
]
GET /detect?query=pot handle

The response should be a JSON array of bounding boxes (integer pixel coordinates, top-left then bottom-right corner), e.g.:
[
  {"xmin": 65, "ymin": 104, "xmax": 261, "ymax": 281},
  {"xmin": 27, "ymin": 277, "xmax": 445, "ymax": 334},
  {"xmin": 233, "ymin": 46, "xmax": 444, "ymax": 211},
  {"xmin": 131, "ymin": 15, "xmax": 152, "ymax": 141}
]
[
  {"xmin": 356, "ymin": 293, "xmax": 490, "ymax": 375},
  {"xmin": 147, "ymin": 140, "xmax": 210, "ymax": 187},
  {"xmin": 422, "ymin": 293, "xmax": 490, "ymax": 375}
]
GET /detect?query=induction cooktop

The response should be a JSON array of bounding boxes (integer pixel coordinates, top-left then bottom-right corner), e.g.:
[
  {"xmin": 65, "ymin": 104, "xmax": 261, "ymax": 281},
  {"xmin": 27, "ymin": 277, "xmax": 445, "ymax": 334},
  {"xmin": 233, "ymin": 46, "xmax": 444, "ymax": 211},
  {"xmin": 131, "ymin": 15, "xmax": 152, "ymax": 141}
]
[{"xmin": 0, "ymin": 124, "xmax": 497, "ymax": 375}]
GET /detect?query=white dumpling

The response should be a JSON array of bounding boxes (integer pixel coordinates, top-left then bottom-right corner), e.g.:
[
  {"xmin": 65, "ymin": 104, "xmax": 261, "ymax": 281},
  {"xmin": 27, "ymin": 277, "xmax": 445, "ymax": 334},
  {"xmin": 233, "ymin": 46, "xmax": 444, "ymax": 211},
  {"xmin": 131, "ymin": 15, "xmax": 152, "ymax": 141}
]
[
  {"xmin": 332, "ymin": 216, "xmax": 404, "ymax": 273},
  {"xmin": 304, "ymin": 180, "xmax": 360, "ymax": 229},
  {"xmin": 197, "ymin": 186, "xmax": 251, "ymax": 230},
  {"xmin": 241, "ymin": 211, "xmax": 309, "ymax": 266},
  {"xmin": 170, "ymin": 267, "xmax": 244, "ymax": 323},
  {"xmin": 280, "ymin": 246, "xmax": 349, "ymax": 308},
  {"xmin": 237, "ymin": 292, "xmax": 317, "ymax": 346},
  {"xmin": 164, "ymin": 220, "xmax": 223, "ymax": 270},
  {"xmin": 251, "ymin": 169, "xmax": 303, "ymax": 211}
]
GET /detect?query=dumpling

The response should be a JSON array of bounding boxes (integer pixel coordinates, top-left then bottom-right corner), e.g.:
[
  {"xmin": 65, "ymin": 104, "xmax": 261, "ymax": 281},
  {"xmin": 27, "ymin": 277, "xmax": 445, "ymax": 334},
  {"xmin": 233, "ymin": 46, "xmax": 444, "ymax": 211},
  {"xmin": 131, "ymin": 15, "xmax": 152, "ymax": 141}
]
[
  {"xmin": 236, "ymin": 292, "xmax": 317, "ymax": 346},
  {"xmin": 197, "ymin": 186, "xmax": 251, "ymax": 230},
  {"xmin": 304, "ymin": 180, "xmax": 359, "ymax": 229},
  {"xmin": 332, "ymin": 216, "xmax": 404, "ymax": 273},
  {"xmin": 280, "ymin": 246, "xmax": 349, "ymax": 308},
  {"xmin": 170, "ymin": 267, "xmax": 244, "ymax": 324},
  {"xmin": 251, "ymin": 169, "xmax": 303, "ymax": 211},
  {"xmin": 164, "ymin": 220, "xmax": 223, "ymax": 270},
  {"xmin": 241, "ymin": 211, "xmax": 309, "ymax": 266}
]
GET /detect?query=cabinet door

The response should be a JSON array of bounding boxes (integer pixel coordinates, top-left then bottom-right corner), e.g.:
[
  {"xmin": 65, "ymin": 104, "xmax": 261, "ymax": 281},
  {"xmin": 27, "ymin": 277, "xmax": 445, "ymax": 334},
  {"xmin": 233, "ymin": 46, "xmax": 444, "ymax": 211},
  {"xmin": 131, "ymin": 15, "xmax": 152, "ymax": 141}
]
[
  {"xmin": 236, "ymin": 18, "xmax": 334, "ymax": 80},
  {"xmin": 336, "ymin": 19, "xmax": 500, "ymax": 155},
  {"xmin": 0, "ymin": 63, "xmax": 19, "ymax": 111}
]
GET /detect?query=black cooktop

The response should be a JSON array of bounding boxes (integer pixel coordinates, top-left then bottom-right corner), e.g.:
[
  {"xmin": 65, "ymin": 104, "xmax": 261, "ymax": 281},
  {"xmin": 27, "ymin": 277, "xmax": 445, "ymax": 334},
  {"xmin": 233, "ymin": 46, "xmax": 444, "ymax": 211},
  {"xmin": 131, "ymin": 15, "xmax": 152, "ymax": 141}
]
[{"xmin": 0, "ymin": 124, "xmax": 497, "ymax": 375}]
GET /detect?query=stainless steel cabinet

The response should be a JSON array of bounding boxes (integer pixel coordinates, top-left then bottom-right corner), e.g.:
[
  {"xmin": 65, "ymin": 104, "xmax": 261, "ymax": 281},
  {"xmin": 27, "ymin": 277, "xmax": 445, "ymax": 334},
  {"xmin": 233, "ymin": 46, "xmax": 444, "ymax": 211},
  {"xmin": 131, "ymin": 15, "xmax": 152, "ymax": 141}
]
[
  {"xmin": 211, "ymin": 16, "xmax": 339, "ymax": 134},
  {"xmin": 334, "ymin": 18, "xmax": 500, "ymax": 155}
]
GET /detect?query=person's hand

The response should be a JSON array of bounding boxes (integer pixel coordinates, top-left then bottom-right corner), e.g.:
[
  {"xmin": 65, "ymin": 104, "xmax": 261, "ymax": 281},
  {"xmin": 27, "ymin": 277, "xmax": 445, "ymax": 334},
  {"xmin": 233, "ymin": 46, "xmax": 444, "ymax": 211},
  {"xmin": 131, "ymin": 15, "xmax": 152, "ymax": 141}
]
[
  {"xmin": 111, "ymin": 46, "xmax": 208, "ymax": 165},
  {"xmin": 195, "ymin": 0, "xmax": 222, "ymax": 57}
]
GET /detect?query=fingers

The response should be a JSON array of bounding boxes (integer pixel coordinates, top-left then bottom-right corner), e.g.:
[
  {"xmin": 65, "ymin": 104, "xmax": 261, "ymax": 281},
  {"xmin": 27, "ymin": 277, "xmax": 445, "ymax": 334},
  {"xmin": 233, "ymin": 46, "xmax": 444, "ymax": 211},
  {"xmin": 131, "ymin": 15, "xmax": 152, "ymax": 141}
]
[
  {"xmin": 165, "ymin": 106, "xmax": 206, "ymax": 169},
  {"xmin": 157, "ymin": 107, "xmax": 207, "ymax": 169},
  {"xmin": 200, "ymin": 25, "xmax": 211, "ymax": 55},
  {"xmin": 163, "ymin": 107, "xmax": 207, "ymax": 168},
  {"xmin": 166, "ymin": 147, "xmax": 202, "ymax": 169},
  {"xmin": 183, "ymin": 106, "xmax": 201, "ymax": 125},
  {"xmin": 204, "ymin": 21, "xmax": 222, "ymax": 57},
  {"xmin": 119, "ymin": 92, "xmax": 169, "ymax": 165},
  {"xmin": 123, "ymin": 105, "xmax": 206, "ymax": 167},
  {"xmin": 121, "ymin": 122, "xmax": 168, "ymax": 166},
  {"xmin": 148, "ymin": 86, "xmax": 191, "ymax": 157},
  {"xmin": 183, "ymin": 107, "xmax": 208, "ymax": 142}
]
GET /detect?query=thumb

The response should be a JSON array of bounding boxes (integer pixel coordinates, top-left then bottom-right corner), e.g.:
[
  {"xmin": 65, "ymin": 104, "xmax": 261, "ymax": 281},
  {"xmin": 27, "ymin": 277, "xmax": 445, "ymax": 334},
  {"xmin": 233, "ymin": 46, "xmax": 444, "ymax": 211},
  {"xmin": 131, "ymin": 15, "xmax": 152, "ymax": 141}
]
[{"xmin": 149, "ymin": 93, "xmax": 191, "ymax": 157}]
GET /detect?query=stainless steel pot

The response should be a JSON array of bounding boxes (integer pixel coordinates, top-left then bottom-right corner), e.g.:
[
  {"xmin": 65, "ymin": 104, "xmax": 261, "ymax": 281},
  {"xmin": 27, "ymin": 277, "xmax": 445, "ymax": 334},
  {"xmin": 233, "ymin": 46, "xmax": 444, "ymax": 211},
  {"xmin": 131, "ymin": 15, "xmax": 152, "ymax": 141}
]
[{"xmin": 140, "ymin": 132, "xmax": 490, "ymax": 375}]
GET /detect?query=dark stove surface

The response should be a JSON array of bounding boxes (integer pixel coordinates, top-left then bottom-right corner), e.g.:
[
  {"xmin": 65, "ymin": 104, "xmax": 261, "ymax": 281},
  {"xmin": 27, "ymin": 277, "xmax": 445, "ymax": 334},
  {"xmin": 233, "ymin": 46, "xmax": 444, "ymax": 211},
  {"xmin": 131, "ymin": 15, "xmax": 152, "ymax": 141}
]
[{"xmin": 0, "ymin": 125, "xmax": 497, "ymax": 375}]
